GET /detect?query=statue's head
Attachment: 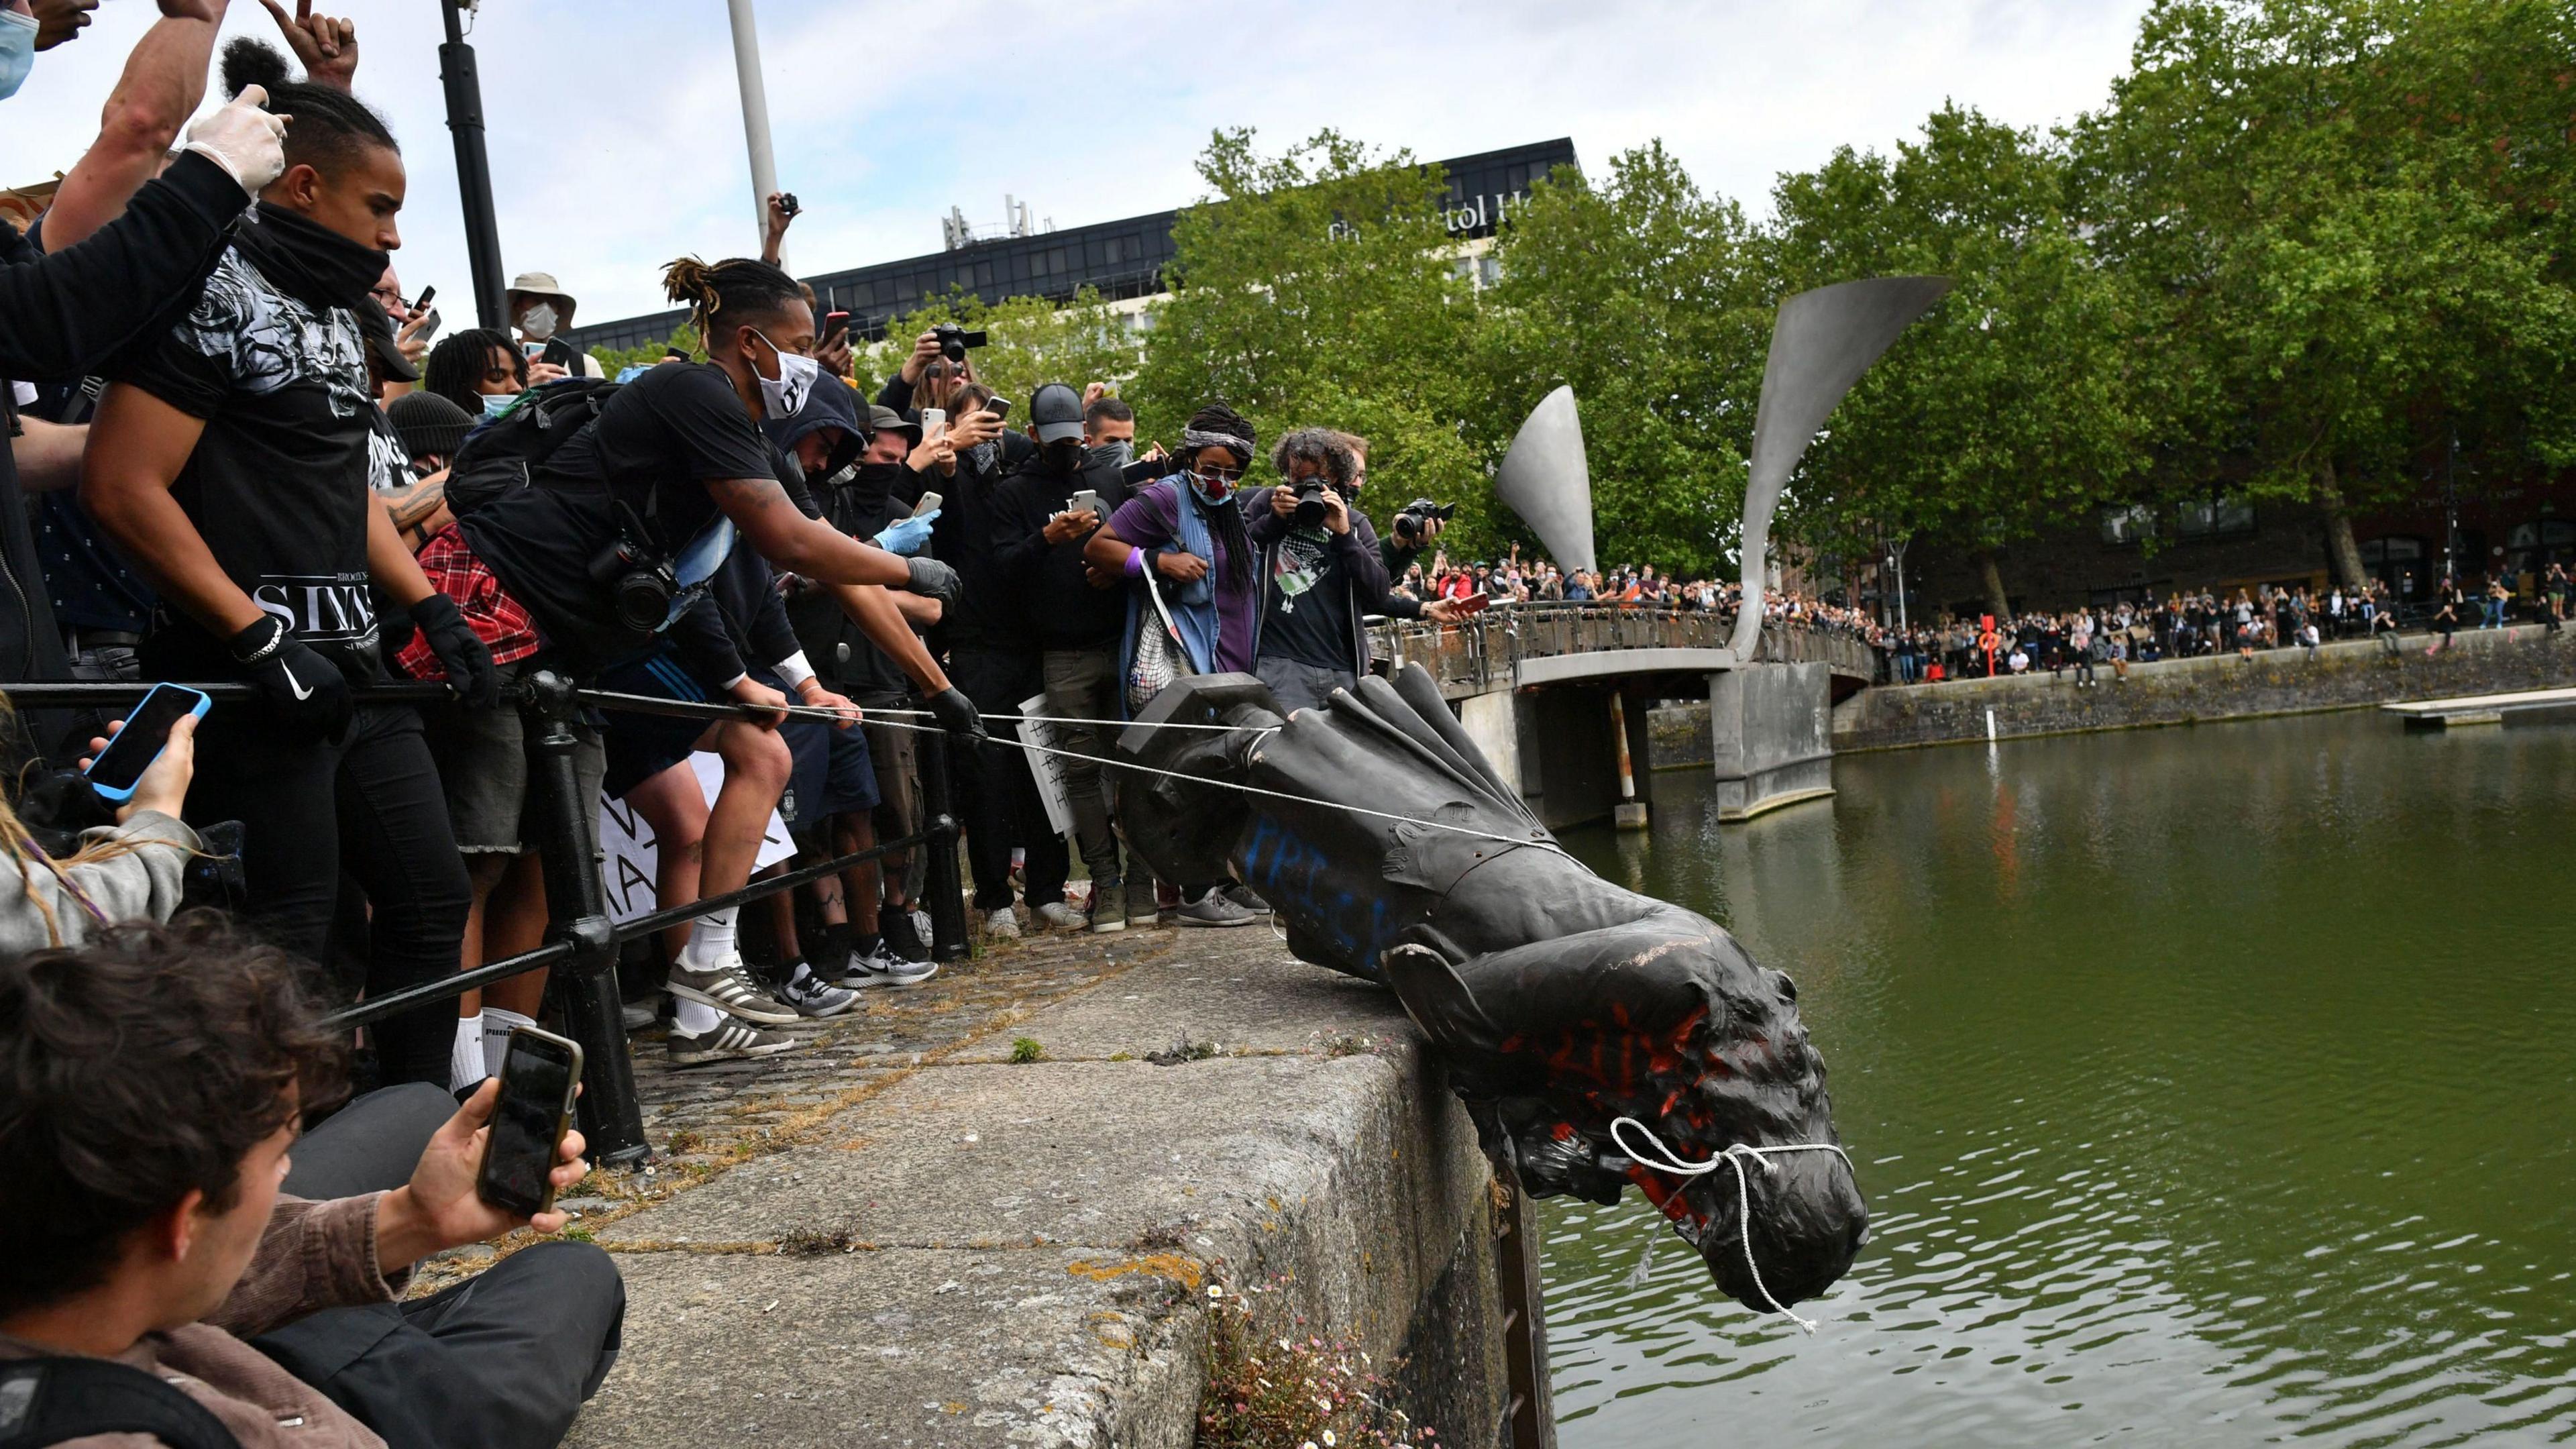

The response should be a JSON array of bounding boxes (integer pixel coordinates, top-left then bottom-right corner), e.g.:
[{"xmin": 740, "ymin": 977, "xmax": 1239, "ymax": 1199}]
[{"xmin": 1456, "ymin": 919, "xmax": 1864, "ymax": 1313}]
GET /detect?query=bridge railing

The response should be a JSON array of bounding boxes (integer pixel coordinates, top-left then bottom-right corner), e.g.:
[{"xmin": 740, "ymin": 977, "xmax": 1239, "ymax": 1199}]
[{"xmin": 1365, "ymin": 600, "xmax": 1880, "ymax": 697}]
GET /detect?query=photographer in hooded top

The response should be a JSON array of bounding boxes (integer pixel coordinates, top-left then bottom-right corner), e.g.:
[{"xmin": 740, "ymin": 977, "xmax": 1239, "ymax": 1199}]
[
  {"xmin": 1242, "ymin": 428, "xmax": 1477, "ymax": 718},
  {"xmin": 80, "ymin": 40, "xmax": 493, "ymax": 1091},
  {"xmin": 987, "ymin": 382, "xmax": 1138, "ymax": 933}
]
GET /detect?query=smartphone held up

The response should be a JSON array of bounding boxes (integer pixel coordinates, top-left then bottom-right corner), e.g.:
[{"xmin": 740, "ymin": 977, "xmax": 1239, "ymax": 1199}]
[
  {"xmin": 83, "ymin": 683, "xmax": 210, "ymax": 804},
  {"xmin": 476, "ymin": 1026, "xmax": 584, "ymax": 1218}
]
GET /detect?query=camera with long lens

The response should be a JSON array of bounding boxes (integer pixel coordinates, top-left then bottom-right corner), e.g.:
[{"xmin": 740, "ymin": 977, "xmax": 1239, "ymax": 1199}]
[
  {"xmin": 1393, "ymin": 498, "xmax": 1456, "ymax": 540},
  {"xmin": 1289, "ymin": 475, "xmax": 1332, "ymax": 529},
  {"xmin": 588, "ymin": 534, "xmax": 678, "ymax": 632},
  {"xmin": 930, "ymin": 323, "xmax": 987, "ymax": 364}
]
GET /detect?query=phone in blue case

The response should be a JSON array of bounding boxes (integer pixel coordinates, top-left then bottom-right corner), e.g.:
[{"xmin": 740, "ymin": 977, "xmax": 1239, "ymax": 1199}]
[{"xmin": 84, "ymin": 683, "xmax": 212, "ymax": 804}]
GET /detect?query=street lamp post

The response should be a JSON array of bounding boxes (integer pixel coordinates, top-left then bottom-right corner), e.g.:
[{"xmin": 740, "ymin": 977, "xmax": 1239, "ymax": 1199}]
[
  {"xmin": 724, "ymin": 0, "xmax": 782, "ymax": 262},
  {"xmin": 437, "ymin": 0, "xmax": 508, "ymax": 329}
]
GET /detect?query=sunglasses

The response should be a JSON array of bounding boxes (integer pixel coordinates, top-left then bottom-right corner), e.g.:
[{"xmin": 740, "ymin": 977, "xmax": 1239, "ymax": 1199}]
[{"xmin": 1192, "ymin": 464, "xmax": 1244, "ymax": 486}]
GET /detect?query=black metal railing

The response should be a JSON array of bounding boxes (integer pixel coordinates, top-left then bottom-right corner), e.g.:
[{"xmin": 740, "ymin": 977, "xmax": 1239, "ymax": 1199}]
[{"xmin": 2, "ymin": 674, "xmax": 970, "ymax": 1169}]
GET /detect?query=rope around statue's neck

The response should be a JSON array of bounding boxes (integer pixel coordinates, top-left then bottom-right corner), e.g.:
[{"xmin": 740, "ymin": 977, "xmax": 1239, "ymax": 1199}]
[{"xmin": 1609, "ymin": 1116, "xmax": 1856, "ymax": 1334}]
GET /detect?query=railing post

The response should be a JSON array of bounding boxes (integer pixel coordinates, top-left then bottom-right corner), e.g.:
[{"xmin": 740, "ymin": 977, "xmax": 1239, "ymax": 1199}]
[
  {"xmin": 914, "ymin": 724, "xmax": 970, "ymax": 963},
  {"xmin": 524, "ymin": 671, "xmax": 651, "ymax": 1168}
]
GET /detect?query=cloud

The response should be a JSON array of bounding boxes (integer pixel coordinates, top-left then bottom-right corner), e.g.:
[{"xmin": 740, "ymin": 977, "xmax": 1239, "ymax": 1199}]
[{"xmin": 7, "ymin": 0, "xmax": 2149, "ymax": 325}]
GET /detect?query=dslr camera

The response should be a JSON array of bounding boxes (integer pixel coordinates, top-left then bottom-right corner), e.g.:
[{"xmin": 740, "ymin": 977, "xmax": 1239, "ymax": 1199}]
[
  {"xmin": 1289, "ymin": 474, "xmax": 1332, "ymax": 529},
  {"xmin": 589, "ymin": 533, "xmax": 679, "ymax": 632},
  {"xmin": 1393, "ymin": 498, "xmax": 1455, "ymax": 541},
  {"xmin": 930, "ymin": 323, "xmax": 987, "ymax": 363}
]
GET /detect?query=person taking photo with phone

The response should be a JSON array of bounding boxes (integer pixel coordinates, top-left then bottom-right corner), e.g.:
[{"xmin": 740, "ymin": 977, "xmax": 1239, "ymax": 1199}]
[{"xmin": 81, "ymin": 41, "xmax": 496, "ymax": 1091}]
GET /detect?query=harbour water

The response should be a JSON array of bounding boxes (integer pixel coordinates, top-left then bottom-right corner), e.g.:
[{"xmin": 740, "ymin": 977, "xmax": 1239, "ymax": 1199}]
[{"xmin": 1546, "ymin": 710, "xmax": 2576, "ymax": 1447}]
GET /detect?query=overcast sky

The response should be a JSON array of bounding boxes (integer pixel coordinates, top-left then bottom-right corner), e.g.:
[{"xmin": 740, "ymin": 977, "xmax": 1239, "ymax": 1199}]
[{"xmin": 12, "ymin": 0, "xmax": 2154, "ymax": 326}]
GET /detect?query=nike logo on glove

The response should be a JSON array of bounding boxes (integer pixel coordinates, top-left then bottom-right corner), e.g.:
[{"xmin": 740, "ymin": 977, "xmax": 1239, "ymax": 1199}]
[{"xmin": 280, "ymin": 661, "xmax": 314, "ymax": 701}]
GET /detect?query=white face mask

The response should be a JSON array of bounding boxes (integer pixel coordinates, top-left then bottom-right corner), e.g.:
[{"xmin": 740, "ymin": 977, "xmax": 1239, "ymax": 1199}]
[
  {"xmin": 518, "ymin": 302, "xmax": 559, "ymax": 341},
  {"xmin": 749, "ymin": 329, "xmax": 819, "ymax": 419}
]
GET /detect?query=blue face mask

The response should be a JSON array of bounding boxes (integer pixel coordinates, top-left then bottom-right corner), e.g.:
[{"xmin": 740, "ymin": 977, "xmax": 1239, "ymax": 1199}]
[
  {"xmin": 0, "ymin": 11, "xmax": 39, "ymax": 102},
  {"xmin": 482, "ymin": 391, "xmax": 518, "ymax": 419}
]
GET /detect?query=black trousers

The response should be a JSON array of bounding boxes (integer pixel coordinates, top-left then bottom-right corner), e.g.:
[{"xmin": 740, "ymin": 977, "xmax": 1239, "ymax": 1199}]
[
  {"xmin": 185, "ymin": 702, "xmax": 470, "ymax": 1090},
  {"xmin": 945, "ymin": 647, "xmax": 1067, "ymax": 911},
  {"xmin": 264, "ymin": 1084, "xmax": 626, "ymax": 1449}
]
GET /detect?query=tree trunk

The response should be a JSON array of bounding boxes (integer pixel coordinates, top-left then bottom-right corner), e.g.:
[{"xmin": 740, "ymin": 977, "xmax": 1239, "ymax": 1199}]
[
  {"xmin": 2314, "ymin": 455, "xmax": 2369, "ymax": 590},
  {"xmin": 1974, "ymin": 549, "xmax": 2011, "ymax": 621}
]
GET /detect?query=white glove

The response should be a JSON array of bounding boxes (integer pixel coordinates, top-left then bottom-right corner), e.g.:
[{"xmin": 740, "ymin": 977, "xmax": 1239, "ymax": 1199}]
[{"xmin": 184, "ymin": 85, "xmax": 290, "ymax": 197}]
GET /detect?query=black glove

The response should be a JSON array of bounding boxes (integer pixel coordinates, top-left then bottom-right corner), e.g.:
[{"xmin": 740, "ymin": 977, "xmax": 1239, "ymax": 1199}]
[
  {"xmin": 904, "ymin": 554, "xmax": 961, "ymax": 610},
  {"xmin": 926, "ymin": 685, "xmax": 985, "ymax": 741},
  {"xmin": 230, "ymin": 614, "xmax": 354, "ymax": 743},
  {"xmin": 409, "ymin": 592, "xmax": 498, "ymax": 708}
]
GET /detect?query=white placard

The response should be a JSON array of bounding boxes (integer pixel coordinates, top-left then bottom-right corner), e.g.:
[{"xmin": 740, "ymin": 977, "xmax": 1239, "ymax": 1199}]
[
  {"xmin": 596, "ymin": 752, "xmax": 796, "ymax": 924},
  {"xmin": 1016, "ymin": 692, "xmax": 1077, "ymax": 840}
]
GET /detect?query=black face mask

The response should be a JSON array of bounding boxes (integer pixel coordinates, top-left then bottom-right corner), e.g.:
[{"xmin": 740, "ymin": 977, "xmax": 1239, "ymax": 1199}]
[
  {"xmin": 238, "ymin": 203, "xmax": 413, "ymax": 380},
  {"xmin": 1044, "ymin": 439, "xmax": 1087, "ymax": 474}
]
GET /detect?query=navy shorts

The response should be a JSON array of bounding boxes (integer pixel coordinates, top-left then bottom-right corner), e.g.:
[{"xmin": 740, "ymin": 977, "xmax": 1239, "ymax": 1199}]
[
  {"xmin": 777, "ymin": 694, "xmax": 878, "ymax": 830},
  {"xmin": 596, "ymin": 647, "xmax": 718, "ymax": 800}
]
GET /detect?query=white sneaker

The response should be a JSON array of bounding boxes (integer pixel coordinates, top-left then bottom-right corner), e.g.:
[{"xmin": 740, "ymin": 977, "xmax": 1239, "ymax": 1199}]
[
  {"xmin": 983, "ymin": 906, "xmax": 1022, "ymax": 941},
  {"xmin": 1032, "ymin": 901, "xmax": 1086, "ymax": 932},
  {"xmin": 667, "ymin": 954, "xmax": 800, "ymax": 1025},
  {"xmin": 835, "ymin": 942, "xmax": 941, "ymax": 989},
  {"xmin": 775, "ymin": 967, "xmax": 860, "ymax": 1019},
  {"xmin": 667, "ymin": 1018, "xmax": 797, "ymax": 1066}
]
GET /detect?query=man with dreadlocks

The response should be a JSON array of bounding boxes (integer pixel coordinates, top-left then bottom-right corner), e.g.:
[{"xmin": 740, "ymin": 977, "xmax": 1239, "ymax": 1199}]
[
  {"xmin": 411, "ymin": 254, "xmax": 983, "ymax": 1064},
  {"xmin": 1085, "ymin": 402, "xmax": 1267, "ymax": 927}
]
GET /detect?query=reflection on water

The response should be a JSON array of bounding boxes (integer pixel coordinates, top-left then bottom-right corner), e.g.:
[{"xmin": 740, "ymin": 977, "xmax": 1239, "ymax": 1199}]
[{"xmin": 1546, "ymin": 712, "xmax": 2576, "ymax": 1448}]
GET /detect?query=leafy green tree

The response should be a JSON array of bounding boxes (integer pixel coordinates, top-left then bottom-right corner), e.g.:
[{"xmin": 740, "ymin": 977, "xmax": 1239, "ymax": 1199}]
[
  {"xmin": 590, "ymin": 325, "xmax": 699, "ymax": 378},
  {"xmin": 1128, "ymin": 129, "xmax": 1494, "ymax": 547},
  {"xmin": 1476, "ymin": 142, "xmax": 1772, "ymax": 578},
  {"xmin": 1766, "ymin": 105, "xmax": 2157, "ymax": 616},
  {"xmin": 2068, "ymin": 0, "xmax": 2576, "ymax": 588}
]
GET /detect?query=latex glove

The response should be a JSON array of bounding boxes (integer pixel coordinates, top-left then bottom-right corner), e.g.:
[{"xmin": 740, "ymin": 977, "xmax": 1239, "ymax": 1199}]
[
  {"xmin": 926, "ymin": 685, "xmax": 985, "ymax": 741},
  {"xmin": 185, "ymin": 85, "xmax": 290, "ymax": 196},
  {"xmin": 411, "ymin": 592, "xmax": 497, "ymax": 708},
  {"xmin": 905, "ymin": 553, "xmax": 960, "ymax": 609},
  {"xmin": 873, "ymin": 511, "xmax": 937, "ymax": 556},
  {"xmin": 229, "ymin": 615, "xmax": 352, "ymax": 743}
]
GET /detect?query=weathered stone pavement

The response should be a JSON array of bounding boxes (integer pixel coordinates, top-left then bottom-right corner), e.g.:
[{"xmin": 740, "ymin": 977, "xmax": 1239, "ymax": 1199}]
[{"xmin": 449, "ymin": 919, "xmax": 1505, "ymax": 1448}]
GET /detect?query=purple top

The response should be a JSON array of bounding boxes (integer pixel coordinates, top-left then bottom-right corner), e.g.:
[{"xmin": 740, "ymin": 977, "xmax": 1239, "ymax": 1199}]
[{"xmin": 1110, "ymin": 482, "xmax": 1259, "ymax": 674}]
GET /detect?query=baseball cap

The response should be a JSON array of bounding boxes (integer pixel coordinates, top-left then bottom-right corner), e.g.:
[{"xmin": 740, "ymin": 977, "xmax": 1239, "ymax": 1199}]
[
  {"xmin": 1030, "ymin": 382, "xmax": 1084, "ymax": 445},
  {"xmin": 866, "ymin": 404, "xmax": 922, "ymax": 443}
]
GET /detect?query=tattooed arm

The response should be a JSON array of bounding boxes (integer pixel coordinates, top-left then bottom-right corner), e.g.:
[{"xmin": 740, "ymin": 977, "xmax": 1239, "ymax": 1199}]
[{"xmin": 382, "ymin": 470, "xmax": 449, "ymax": 552}]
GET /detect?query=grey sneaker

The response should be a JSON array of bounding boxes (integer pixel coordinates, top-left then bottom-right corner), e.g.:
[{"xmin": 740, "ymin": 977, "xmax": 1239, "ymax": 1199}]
[
  {"xmin": 1034, "ymin": 900, "xmax": 1087, "ymax": 932},
  {"xmin": 1173, "ymin": 889, "xmax": 1260, "ymax": 928},
  {"xmin": 1087, "ymin": 879, "xmax": 1126, "ymax": 934},
  {"xmin": 835, "ymin": 942, "xmax": 941, "ymax": 989},
  {"xmin": 1222, "ymin": 883, "xmax": 1271, "ymax": 914},
  {"xmin": 983, "ymin": 906, "xmax": 1022, "ymax": 941},
  {"xmin": 667, "ymin": 955, "xmax": 800, "ymax": 1026},
  {"xmin": 667, "ymin": 1018, "xmax": 797, "ymax": 1066},
  {"xmin": 621, "ymin": 992, "xmax": 662, "ymax": 1032},
  {"xmin": 775, "ymin": 967, "xmax": 860, "ymax": 1020}
]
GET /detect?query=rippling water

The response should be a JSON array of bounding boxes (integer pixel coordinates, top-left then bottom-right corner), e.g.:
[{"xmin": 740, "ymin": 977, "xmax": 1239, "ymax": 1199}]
[{"xmin": 1545, "ymin": 711, "xmax": 2576, "ymax": 1448}]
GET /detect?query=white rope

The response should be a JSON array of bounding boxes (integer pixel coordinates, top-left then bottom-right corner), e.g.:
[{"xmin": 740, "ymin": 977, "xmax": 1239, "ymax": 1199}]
[
  {"xmin": 864, "ymin": 714, "xmax": 1578, "ymax": 859},
  {"xmin": 1609, "ymin": 1116, "xmax": 1856, "ymax": 1334}
]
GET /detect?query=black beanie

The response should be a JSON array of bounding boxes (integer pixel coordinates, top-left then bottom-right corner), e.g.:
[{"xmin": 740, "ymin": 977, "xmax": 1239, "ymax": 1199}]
[{"xmin": 386, "ymin": 390, "xmax": 474, "ymax": 463}]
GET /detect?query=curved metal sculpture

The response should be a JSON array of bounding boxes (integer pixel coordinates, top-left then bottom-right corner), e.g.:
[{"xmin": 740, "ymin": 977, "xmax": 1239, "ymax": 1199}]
[
  {"xmin": 1729, "ymin": 276, "xmax": 1952, "ymax": 658},
  {"xmin": 1494, "ymin": 385, "xmax": 1595, "ymax": 577},
  {"xmin": 1118, "ymin": 667, "xmax": 1863, "ymax": 1311}
]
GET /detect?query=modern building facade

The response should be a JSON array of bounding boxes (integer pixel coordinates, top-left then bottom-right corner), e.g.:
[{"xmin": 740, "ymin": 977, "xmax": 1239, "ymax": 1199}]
[{"xmin": 564, "ymin": 138, "xmax": 1580, "ymax": 356}]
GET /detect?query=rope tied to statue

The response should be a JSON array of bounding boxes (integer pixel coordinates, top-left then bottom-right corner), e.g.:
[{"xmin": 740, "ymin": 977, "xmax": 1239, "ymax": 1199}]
[{"xmin": 1609, "ymin": 1116, "xmax": 1856, "ymax": 1334}]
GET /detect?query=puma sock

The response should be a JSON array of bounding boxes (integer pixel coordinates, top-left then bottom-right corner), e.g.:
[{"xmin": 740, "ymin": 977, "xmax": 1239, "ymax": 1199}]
[
  {"xmin": 449, "ymin": 1016, "xmax": 487, "ymax": 1094},
  {"xmin": 678, "ymin": 908, "xmax": 739, "ymax": 969},
  {"xmin": 673, "ymin": 998, "xmax": 724, "ymax": 1035},
  {"xmin": 480, "ymin": 1008, "xmax": 535, "ymax": 1077}
]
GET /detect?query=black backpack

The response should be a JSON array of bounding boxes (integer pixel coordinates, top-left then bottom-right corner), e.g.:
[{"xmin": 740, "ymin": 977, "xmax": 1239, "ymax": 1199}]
[
  {"xmin": 442, "ymin": 376, "xmax": 623, "ymax": 520},
  {"xmin": 0, "ymin": 1357, "xmax": 240, "ymax": 1449}
]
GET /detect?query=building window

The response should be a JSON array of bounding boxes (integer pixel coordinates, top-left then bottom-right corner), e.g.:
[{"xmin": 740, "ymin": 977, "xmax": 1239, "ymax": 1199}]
[
  {"xmin": 2099, "ymin": 503, "xmax": 2156, "ymax": 546},
  {"xmin": 1478, "ymin": 255, "xmax": 1501, "ymax": 288},
  {"xmin": 2174, "ymin": 494, "xmax": 2254, "ymax": 539}
]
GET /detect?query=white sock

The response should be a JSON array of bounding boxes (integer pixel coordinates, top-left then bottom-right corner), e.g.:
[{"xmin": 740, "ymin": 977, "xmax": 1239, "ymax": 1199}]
[
  {"xmin": 678, "ymin": 908, "xmax": 738, "ymax": 969},
  {"xmin": 480, "ymin": 1008, "xmax": 535, "ymax": 1077},
  {"xmin": 449, "ymin": 1016, "xmax": 487, "ymax": 1093},
  {"xmin": 674, "ymin": 998, "xmax": 724, "ymax": 1034}
]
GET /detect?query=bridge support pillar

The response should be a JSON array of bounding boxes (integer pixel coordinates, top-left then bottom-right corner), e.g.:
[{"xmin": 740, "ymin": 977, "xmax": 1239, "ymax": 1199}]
[{"xmin": 1708, "ymin": 661, "xmax": 1835, "ymax": 822}]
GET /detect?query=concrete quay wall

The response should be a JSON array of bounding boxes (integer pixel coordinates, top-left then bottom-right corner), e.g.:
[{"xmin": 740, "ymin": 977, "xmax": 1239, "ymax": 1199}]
[
  {"xmin": 1650, "ymin": 627, "xmax": 2576, "ymax": 763},
  {"xmin": 564, "ymin": 934, "xmax": 1514, "ymax": 1448}
]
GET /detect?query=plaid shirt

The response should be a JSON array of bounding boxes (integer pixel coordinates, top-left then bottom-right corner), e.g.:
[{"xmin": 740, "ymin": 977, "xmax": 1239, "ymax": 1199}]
[{"xmin": 396, "ymin": 523, "xmax": 540, "ymax": 680}]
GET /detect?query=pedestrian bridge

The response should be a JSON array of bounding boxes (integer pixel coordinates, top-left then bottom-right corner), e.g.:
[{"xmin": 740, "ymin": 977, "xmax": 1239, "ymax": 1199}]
[{"xmin": 1364, "ymin": 604, "xmax": 1881, "ymax": 828}]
